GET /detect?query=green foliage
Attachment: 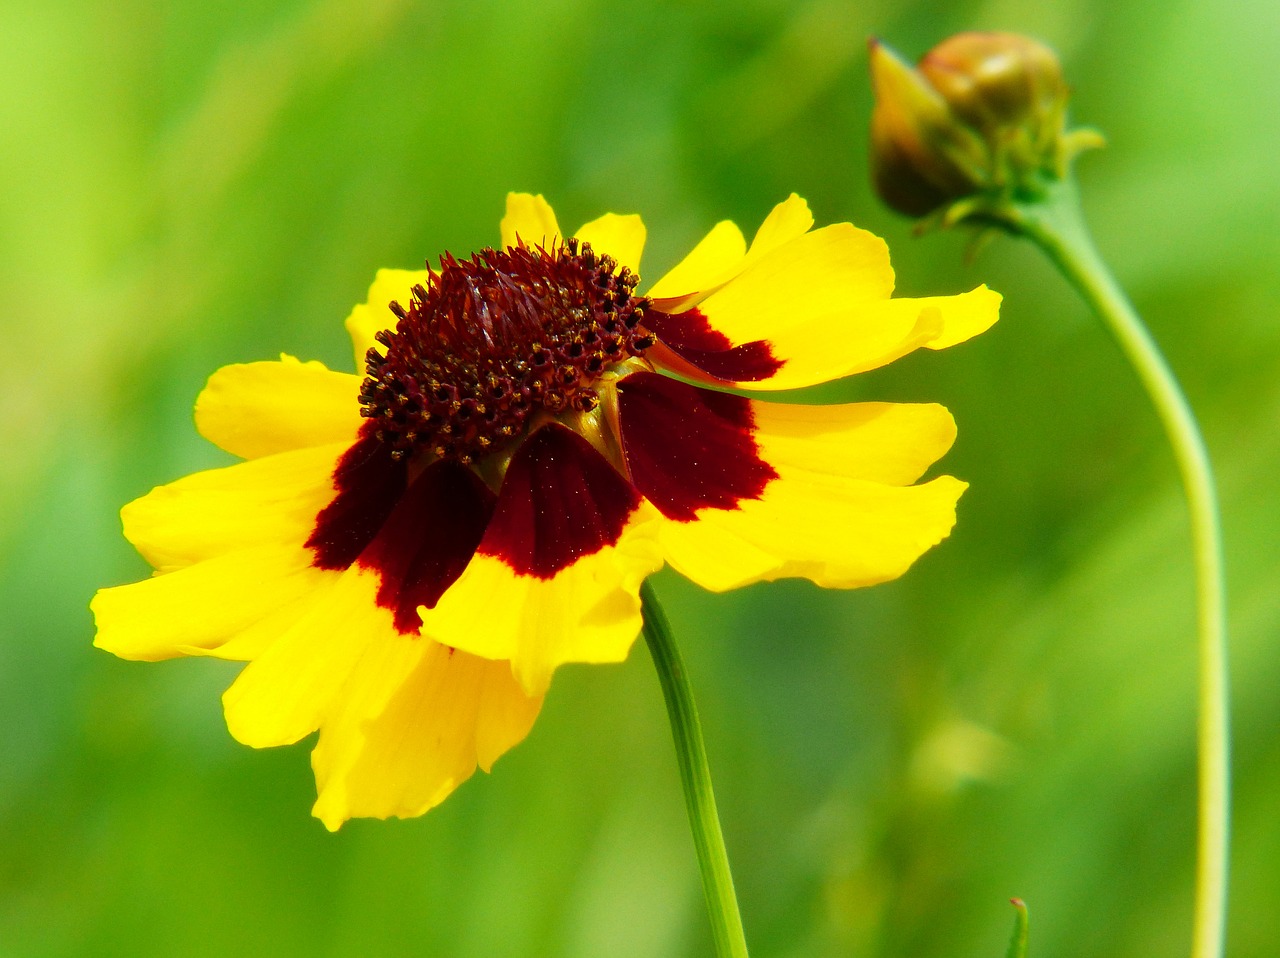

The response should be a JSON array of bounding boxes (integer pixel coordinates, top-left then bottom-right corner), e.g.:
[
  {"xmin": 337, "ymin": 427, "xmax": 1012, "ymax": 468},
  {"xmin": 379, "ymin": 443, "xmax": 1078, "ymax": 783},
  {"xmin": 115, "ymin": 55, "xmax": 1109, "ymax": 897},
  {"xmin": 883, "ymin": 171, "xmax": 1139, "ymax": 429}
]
[{"xmin": 1, "ymin": 0, "xmax": 1277, "ymax": 955}]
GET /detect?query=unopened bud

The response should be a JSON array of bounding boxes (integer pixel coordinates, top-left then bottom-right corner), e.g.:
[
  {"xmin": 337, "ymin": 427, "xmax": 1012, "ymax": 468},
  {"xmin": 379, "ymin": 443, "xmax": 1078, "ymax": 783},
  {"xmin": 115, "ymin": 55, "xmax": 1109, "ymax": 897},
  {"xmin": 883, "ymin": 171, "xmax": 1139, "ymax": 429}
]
[
  {"xmin": 869, "ymin": 32, "xmax": 1103, "ymax": 218},
  {"xmin": 919, "ymin": 33, "xmax": 1066, "ymax": 138}
]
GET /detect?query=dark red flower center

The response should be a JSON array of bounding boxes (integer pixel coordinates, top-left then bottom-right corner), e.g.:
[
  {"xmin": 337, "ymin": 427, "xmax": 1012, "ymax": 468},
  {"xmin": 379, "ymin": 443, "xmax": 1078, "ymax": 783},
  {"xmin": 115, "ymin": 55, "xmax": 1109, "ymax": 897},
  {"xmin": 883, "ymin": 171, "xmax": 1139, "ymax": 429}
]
[{"xmin": 359, "ymin": 239, "xmax": 656, "ymax": 464}]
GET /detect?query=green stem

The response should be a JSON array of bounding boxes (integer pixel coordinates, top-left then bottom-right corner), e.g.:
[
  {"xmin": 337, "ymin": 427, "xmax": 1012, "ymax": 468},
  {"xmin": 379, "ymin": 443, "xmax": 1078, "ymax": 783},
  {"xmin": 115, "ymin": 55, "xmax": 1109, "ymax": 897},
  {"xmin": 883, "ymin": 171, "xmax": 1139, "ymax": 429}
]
[
  {"xmin": 640, "ymin": 580, "xmax": 750, "ymax": 958},
  {"xmin": 1005, "ymin": 898, "xmax": 1030, "ymax": 958},
  {"xmin": 999, "ymin": 180, "xmax": 1230, "ymax": 958}
]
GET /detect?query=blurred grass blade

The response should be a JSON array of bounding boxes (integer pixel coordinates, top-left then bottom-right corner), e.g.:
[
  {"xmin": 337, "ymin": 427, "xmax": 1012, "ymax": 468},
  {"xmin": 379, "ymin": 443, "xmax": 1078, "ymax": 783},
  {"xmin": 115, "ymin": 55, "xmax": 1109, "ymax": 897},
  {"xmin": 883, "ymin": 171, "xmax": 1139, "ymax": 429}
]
[{"xmin": 1005, "ymin": 898, "xmax": 1029, "ymax": 958}]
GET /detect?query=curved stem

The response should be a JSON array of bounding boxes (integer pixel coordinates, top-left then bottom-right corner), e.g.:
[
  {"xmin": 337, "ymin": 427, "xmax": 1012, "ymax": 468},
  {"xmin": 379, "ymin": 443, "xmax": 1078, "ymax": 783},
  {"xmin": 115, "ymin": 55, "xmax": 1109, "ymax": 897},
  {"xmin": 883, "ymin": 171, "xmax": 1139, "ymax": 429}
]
[
  {"xmin": 1005, "ymin": 899, "xmax": 1030, "ymax": 958},
  {"xmin": 640, "ymin": 580, "xmax": 750, "ymax": 958},
  {"xmin": 1002, "ymin": 180, "xmax": 1230, "ymax": 958}
]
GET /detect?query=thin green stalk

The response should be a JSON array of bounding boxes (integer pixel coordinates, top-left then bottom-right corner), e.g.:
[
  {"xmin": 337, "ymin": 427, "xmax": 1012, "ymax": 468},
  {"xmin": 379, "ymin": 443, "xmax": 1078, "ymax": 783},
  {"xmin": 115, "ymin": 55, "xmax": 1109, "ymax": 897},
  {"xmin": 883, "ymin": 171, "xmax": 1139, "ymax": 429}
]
[
  {"xmin": 640, "ymin": 580, "xmax": 749, "ymax": 958},
  {"xmin": 1005, "ymin": 898, "xmax": 1030, "ymax": 958},
  {"xmin": 998, "ymin": 180, "xmax": 1230, "ymax": 958}
]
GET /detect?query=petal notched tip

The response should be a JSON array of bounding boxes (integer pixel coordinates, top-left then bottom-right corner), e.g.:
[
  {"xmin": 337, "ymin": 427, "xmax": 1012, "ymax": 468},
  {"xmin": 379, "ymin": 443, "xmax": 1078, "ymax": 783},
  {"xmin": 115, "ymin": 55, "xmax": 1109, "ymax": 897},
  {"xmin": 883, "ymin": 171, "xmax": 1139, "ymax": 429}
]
[
  {"xmin": 921, "ymin": 284, "xmax": 1002, "ymax": 350},
  {"xmin": 646, "ymin": 193, "xmax": 816, "ymax": 312},
  {"xmin": 745, "ymin": 192, "xmax": 815, "ymax": 260},
  {"xmin": 308, "ymin": 643, "xmax": 542, "ymax": 831}
]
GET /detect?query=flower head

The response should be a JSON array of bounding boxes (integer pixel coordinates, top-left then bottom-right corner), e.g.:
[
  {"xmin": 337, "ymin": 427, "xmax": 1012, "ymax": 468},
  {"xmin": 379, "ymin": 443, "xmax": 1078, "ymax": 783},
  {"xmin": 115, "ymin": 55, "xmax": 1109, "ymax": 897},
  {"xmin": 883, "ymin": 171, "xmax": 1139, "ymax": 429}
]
[{"xmin": 92, "ymin": 194, "xmax": 1000, "ymax": 829}]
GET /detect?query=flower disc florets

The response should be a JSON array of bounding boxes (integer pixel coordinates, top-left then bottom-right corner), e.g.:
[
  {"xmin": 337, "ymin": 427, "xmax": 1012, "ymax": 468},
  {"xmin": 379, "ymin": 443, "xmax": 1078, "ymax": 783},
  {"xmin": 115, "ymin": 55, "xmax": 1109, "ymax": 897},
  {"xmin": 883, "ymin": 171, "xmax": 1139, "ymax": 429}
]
[{"xmin": 359, "ymin": 239, "xmax": 656, "ymax": 464}]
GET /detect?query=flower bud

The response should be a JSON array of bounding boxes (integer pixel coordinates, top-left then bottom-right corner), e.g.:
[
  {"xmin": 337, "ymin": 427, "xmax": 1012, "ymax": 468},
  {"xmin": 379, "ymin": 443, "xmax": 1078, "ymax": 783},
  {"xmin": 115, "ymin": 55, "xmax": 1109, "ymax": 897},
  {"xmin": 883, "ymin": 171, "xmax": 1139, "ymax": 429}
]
[{"xmin": 869, "ymin": 32, "xmax": 1102, "ymax": 218}]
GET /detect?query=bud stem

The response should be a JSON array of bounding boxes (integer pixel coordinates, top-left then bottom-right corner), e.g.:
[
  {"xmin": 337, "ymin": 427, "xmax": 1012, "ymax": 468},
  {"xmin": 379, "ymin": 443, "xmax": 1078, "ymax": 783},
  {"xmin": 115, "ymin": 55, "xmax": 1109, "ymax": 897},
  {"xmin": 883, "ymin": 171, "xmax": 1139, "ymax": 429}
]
[
  {"xmin": 998, "ymin": 179, "xmax": 1230, "ymax": 958},
  {"xmin": 641, "ymin": 580, "xmax": 750, "ymax": 958}
]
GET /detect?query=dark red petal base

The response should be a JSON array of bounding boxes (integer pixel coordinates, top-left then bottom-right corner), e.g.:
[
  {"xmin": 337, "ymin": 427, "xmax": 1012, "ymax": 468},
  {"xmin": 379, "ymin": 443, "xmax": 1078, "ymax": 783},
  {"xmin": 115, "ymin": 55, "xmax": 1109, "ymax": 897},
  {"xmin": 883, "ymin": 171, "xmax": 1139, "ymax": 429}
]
[
  {"xmin": 359, "ymin": 461, "xmax": 496, "ymax": 633},
  {"xmin": 306, "ymin": 423, "xmax": 496, "ymax": 634},
  {"xmin": 476, "ymin": 424, "xmax": 642, "ymax": 579},
  {"xmin": 643, "ymin": 307, "xmax": 784, "ymax": 383},
  {"xmin": 306, "ymin": 426, "xmax": 407, "ymax": 570},
  {"xmin": 616, "ymin": 371, "xmax": 777, "ymax": 522}
]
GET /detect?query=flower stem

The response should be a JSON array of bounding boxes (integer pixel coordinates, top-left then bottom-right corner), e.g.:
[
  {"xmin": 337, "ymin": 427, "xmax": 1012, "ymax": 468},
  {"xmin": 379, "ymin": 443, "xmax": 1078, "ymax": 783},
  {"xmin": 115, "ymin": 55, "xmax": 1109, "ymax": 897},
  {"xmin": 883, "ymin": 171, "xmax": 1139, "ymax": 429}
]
[
  {"xmin": 640, "ymin": 580, "xmax": 750, "ymax": 958},
  {"xmin": 999, "ymin": 179, "xmax": 1230, "ymax": 958}
]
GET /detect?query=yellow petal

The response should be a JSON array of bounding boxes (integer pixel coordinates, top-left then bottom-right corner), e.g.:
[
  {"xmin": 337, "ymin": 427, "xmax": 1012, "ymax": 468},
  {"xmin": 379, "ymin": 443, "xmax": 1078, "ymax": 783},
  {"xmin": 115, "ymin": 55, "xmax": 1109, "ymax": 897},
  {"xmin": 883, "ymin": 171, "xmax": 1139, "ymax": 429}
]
[
  {"xmin": 194, "ymin": 357, "xmax": 362, "ymax": 460},
  {"xmin": 743, "ymin": 192, "xmax": 815, "ymax": 260},
  {"xmin": 696, "ymin": 223, "xmax": 895, "ymax": 344},
  {"xmin": 646, "ymin": 194, "xmax": 815, "ymax": 311},
  {"xmin": 751, "ymin": 401, "xmax": 956, "ymax": 485},
  {"xmin": 121, "ymin": 442, "xmax": 346, "ymax": 573},
  {"xmin": 648, "ymin": 202, "xmax": 998, "ymax": 390},
  {"xmin": 472, "ymin": 658, "xmax": 544, "ymax": 770},
  {"xmin": 918, "ymin": 284, "xmax": 1002, "ymax": 349},
  {"xmin": 221, "ymin": 565, "xmax": 388, "ymax": 748},
  {"xmin": 424, "ymin": 506, "xmax": 664, "ymax": 696},
  {"xmin": 646, "ymin": 219, "xmax": 746, "ymax": 306},
  {"xmin": 660, "ymin": 471, "xmax": 967, "ymax": 593},
  {"xmin": 500, "ymin": 192, "xmax": 561, "ymax": 251},
  {"xmin": 722, "ymin": 298, "xmax": 944, "ymax": 390},
  {"xmin": 344, "ymin": 268, "xmax": 431, "ymax": 371},
  {"xmin": 574, "ymin": 212, "xmax": 647, "ymax": 275},
  {"xmin": 764, "ymin": 284, "xmax": 999, "ymax": 381},
  {"xmin": 642, "ymin": 224, "xmax": 919, "ymax": 390},
  {"xmin": 91, "ymin": 544, "xmax": 329, "ymax": 662},
  {"xmin": 616, "ymin": 375, "xmax": 966, "ymax": 591},
  {"xmin": 311, "ymin": 642, "xmax": 541, "ymax": 830}
]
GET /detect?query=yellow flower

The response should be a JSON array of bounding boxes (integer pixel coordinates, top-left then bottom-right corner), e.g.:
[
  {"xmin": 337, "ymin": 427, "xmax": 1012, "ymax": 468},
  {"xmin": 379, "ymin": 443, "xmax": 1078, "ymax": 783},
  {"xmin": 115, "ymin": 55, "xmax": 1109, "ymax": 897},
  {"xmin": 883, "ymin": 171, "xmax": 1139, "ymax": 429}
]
[{"xmin": 91, "ymin": 194, "xmax": 999, "ymax": 830}]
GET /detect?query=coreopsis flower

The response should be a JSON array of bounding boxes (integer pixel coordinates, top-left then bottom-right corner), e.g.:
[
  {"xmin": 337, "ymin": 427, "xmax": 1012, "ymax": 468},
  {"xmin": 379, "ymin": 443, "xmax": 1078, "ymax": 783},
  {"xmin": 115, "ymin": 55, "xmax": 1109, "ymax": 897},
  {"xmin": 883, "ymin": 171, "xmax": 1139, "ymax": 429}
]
[
  {"xmin": 869, "ymin": 32, "xmax": 1104, "ymax": 217},
  {"xmin": 91, "ymin": 193, "xmax": 999, "ymax": 829}
]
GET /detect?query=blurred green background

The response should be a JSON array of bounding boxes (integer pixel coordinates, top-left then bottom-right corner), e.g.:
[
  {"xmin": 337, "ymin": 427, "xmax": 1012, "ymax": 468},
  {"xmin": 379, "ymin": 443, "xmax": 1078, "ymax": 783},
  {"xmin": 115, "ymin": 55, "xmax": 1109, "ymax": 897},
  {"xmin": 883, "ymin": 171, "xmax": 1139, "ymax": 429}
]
[{"xmin": 2, "ymin": 0, "xmax": 1277, "ymax": 955}]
